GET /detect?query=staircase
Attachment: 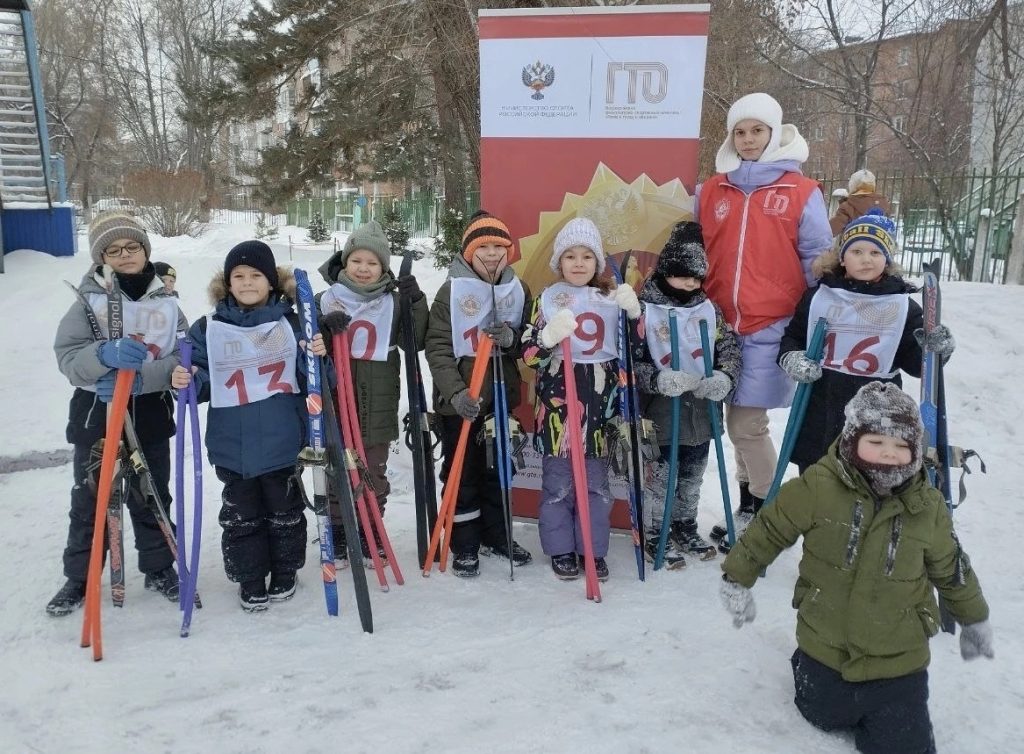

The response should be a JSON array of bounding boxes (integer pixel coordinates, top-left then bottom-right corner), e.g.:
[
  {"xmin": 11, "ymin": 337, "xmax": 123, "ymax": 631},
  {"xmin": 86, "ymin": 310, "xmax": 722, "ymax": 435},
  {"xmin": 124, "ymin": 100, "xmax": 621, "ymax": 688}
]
[{"xmin": 0, "ymin": 1, "xmax": 51, "ymax": 208}]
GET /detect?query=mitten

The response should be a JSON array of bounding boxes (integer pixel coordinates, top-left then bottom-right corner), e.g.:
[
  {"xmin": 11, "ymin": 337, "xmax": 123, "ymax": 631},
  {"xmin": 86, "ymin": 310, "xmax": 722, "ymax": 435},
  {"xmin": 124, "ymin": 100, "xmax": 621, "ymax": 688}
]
[
  {"xmin": 914, "ymin": 324, "xmax": 955, "ymax": 360},
  {"xmin": 959, "ymin": 620, "xmax": 994, "ymax": 661},
  {"xmin": 96, "ymin": 371, "xmax": 143, "ymax": 403},
  {"xmin": 483, "ymin": 322, "xmax": 516, "ymax": 350},
  {"xmin": 780, "ymin": 351, "xmax": 823, "ymax": 384},
  {"xmin": 321, "ymin": 310, "xmax": 352, "ymax": 335},
  {"xmin": 613, "ymin": 283, "xmax": 642, "ymax": 320},
  {"xmin": 693, "ymin": 370, "xmax": 732, "ymax": 402},
  {"xmin": 719, "ymin": 574, "xmax": 756, "ymax": 629},
  {"xmin": 655, "ymin": 369, "xmax": 702, "ymax": 397},
  {"xmin": 396, "ymin": 274, "xmax": 423, "ymax": 301},
  {"xmin": 98, "ymin": 338, "xmax": 149, "ymax": 370},
  {"xmin": 540, "ymin": 309, "xmax": 578, "ymax": 349},
  {"xmin": 451, "ymin": 388, "xmax": 481, "ymax": 421}
]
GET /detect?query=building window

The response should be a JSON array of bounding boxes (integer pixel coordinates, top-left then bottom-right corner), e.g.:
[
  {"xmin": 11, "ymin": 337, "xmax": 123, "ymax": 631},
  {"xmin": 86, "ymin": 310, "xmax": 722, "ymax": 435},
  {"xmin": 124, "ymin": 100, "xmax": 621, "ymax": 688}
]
[
  {"xmin": 895, "ymin": 80, "xmax": 907, "ymax": 100},
  {"xmin": 897, "ymin": 46, "xmax": 910, "ymax": 66},
  {"xmin": 893, "ymin": 115, "xmax": 906, "ymax": 132},
  {"xmin": 814, "ymin": 124, "xmax": 826, "ymax": 141}
]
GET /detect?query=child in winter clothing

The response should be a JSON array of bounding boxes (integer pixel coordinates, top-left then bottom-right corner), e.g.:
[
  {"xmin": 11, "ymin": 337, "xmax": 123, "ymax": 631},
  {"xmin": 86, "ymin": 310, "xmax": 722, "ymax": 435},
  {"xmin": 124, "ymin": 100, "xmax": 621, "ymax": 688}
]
[
  {"xmin": 425, "ymin": 210, "xmax": 534, "ymax": 577},
  {"xmin": 829, "ymin": 169, "xmax": 893, "ymax": 237},
  {"xmin": 521, "ymin": 217, "xmax": 643, "ymax": 581},
  {"xmin": 694, "ymin": 92, "xmax": 833, "ymax": 534},
  {"xmin": 632, "ymin": 221, "xmax": 742, "ymax": 568},
  {"xmin": 48, "ymin": 212, "xmax": 188, "ymax": 617},
  {"xmin": 778, "ymin": 208, "xmax": 955, "ymax": 473},
  {"xmin": 719, "ymin": 381, "xmax": 992, "ymax": 754},
  {"xmin": 315, "ymin": 220, "xmax": 428, "ymax": 563},
  {"xmin": 171, "ymin": 241, "xmax": 321, "ymax": 611},
  {"xmin": 153, "ymin": 261, "xmax": 178, "ymax": 296}
]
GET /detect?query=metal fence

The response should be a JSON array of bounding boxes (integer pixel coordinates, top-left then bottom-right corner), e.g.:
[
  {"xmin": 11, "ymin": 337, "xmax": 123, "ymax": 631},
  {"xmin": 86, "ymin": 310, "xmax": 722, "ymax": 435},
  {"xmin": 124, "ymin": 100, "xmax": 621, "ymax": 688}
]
[{"xmin": 285, "ymin": 191, "xmax": 480, "ymax": 237}]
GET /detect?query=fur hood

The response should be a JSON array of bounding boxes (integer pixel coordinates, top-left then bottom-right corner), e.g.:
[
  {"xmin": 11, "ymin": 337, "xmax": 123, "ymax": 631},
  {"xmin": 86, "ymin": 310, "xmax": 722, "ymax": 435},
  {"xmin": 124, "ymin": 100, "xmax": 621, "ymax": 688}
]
[{"xmin": 207, "ymin": 265, "xmax": 296, "ymax": 305}]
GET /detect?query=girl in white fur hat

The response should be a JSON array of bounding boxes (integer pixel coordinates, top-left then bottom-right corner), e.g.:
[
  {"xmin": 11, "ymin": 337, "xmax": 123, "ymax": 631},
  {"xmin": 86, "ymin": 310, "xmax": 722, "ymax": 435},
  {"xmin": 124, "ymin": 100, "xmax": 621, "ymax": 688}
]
[{"xmin": 693, "ymin": 92, "xmax": 834, "ymax": 551}]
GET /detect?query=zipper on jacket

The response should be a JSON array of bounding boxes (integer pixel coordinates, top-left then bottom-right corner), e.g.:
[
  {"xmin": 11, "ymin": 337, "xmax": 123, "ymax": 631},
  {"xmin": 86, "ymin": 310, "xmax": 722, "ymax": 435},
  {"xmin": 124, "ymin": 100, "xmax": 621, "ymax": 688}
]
[
  {"xmin": 845, "ymin": 500, "xmax": 863, "ymax": 567},
  {"xmin": 885, "ymin": 515, "xmax": 903, "ymax": 576},
  {"xmin": 733, "ymin": 192, "xmax": 753, "ymax": 333}
]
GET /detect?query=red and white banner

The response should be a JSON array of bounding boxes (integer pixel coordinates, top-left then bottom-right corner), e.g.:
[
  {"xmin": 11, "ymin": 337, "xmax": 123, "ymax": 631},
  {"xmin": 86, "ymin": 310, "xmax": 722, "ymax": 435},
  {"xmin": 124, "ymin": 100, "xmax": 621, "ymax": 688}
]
[{"xmin": 478, "ymin": 4, "xmax": 710, "ymax": 525}]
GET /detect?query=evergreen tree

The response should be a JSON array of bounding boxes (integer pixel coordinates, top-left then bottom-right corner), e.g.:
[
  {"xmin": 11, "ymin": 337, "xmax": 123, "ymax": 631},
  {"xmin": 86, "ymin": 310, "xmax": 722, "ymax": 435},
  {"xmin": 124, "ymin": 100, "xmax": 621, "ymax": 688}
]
[
  {"xmin": 307, "ymin": 211, "xmax": 330, "ymax": 243},
  {"xmin": 255, "ymin": 211, "xmax": 279, "ymax": 240},
  {"xmin": 433, "ymin": 206, "xmax": 465, "ymax": 271},
  {"xmin": 381, "ymin": 203, "xmax": 411, "ymax": 256}
]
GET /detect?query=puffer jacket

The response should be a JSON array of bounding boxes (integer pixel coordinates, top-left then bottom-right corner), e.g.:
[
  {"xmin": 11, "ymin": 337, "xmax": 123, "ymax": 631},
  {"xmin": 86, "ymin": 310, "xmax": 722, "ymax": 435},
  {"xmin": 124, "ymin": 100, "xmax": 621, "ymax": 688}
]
[
  {"xmin": 425, "ymin": 255, "xmax": 531, "ymax": 417},
  {"xmin": 632, "ymin": 278, "xmax": 742, "ymax": 447},
  {"xmin": 722, "ymin": 441, "xmax": 989, "ymax": 682},
  {"xmin": 778, "ymin": 272, "xmax": 924, "ymax": 469},
  {"xmin": 54, "ymin": 266, "xmax": 186, "ymax": 446},
  {"xmin": 186, "ymin": 268, "xmax": 308, "ymax": 479}
]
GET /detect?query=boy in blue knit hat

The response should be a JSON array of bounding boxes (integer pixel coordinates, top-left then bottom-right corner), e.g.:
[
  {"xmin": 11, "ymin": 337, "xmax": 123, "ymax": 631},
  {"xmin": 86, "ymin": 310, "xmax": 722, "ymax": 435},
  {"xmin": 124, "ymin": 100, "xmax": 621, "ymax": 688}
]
[{"xmin": 775, "ymin": 208, "xmax": 956, "ymax": 472}]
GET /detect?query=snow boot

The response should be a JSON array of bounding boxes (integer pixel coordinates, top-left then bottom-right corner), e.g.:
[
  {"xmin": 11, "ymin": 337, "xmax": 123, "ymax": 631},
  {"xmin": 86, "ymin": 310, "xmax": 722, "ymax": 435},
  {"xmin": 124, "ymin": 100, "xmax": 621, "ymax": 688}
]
[
  {"xmin": 268, "ymin": 571, "xmax": 297, "ymax": 602},
  {"xmin": 359, "ymin": 530, "xmax": 388, "ymax": 570},
  {"xmin": 481, "ymin": 539, "xmax": 533, "ymax": 567},
  {"xmin": 329, "ymin": 526, "xmax": 350, "ymax": 569},
  {"xmin": 717, "ymin": 493, "xmax": 763, "ymax": 554},
  {"xmin": 672, "ymin": 519, "xmax": 717, "ymax": 561},
  {"xmin": 239, "ymin": 579, "xmax": 269, "ymax": 612},
  {"xmin": 551, "ymin": 553, "xmax": 579, "ymax": 580},
  {"xmin": 593, "ymin": 557, "xmax": 610, "ymax": 582},
  {"xmin": 451, "ymin": 546, "xmax": 480, "ymax": 578},
  {"xmin": 46, "ymin": 579, "xmax": 86, "ymax": 617},
  {"xmin": 643, "ymin": 526, "xmax": 687, "ymax": 569},
  {"xmin": 144, "ymin": 566, "xmax": 180, "ymax": 602}
]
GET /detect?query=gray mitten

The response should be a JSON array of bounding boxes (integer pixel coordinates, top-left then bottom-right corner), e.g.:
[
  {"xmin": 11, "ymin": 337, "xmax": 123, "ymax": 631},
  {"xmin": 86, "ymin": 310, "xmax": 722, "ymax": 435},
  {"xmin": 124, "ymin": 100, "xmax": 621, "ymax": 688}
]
[
  {"xmin": 780, "ymin": 350, "xmax": 823, "ymax": 384},
  {"xmin": 483, "ymin": 322, "xmax": 516, "ymax": 350},
  {"xmin": 959, "ymin": 620, "xmax": 994, "ymax": 661},
  {"xmin": 655, "ymin": 369, "xmax": 702, "ymax": 397},
  {"xmin": 451, "ymin": 388, "xmax": 481, "ymax": 421},
  {"xmin": 321, "ymin": 310, "xmax": 352, "ymax": 335},
  {"xmin": 719, "ymin": 575, "xmax": 756, "ymax": 629},
  {"xmin": 915, "ymin": 324, "xmax": 955, "ymax": 359},
  {"xmin": 693, "ymin": 370, "xmax": 732, "ymax": 401}
]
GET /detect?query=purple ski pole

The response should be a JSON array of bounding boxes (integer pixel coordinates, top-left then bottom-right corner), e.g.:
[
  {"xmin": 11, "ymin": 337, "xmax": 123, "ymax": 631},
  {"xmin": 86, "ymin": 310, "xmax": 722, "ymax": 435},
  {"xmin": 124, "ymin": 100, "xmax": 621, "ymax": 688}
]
[{"xmin": 177, "ymin": 338, "xmax": 203, "ymax": 637}]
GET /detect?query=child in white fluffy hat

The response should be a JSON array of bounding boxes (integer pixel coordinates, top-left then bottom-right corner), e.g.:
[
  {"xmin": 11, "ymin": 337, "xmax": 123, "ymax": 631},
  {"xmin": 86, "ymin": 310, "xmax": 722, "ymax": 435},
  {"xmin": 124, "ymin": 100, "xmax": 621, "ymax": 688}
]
[
  {"xmin": 521, "ymin": 217, "xmax": 641, "ymax": 582},
  {"xmin": 693, "ymin": 92, "xmax": 834, "ymax": 551}
]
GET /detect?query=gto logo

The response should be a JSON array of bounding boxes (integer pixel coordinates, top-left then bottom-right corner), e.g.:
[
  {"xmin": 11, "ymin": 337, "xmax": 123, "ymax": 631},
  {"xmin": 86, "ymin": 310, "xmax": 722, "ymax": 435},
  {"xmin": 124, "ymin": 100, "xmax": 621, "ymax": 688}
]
[
  {"xmin": 606, "ymin": 62, "xmax": 668, "ymax": 105},
  {"xmin": 762, "ymin": 189, "xmax": 790, "ymax": 216}
]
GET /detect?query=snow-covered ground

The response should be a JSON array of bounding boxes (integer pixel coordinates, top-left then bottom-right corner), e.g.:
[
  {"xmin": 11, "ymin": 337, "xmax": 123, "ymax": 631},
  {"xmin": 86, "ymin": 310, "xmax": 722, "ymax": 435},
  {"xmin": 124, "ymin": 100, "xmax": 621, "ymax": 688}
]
[{"xmin": 1, "ymin": 222, "xmax": 1021, "ymax": 753}]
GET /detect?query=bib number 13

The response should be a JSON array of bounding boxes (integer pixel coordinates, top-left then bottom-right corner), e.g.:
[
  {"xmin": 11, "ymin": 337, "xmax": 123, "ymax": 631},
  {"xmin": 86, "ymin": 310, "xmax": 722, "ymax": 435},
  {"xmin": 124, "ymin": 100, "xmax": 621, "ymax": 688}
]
[{"xmin": 224, "ymin": 361, "xmax": 293, "ymax": 404}]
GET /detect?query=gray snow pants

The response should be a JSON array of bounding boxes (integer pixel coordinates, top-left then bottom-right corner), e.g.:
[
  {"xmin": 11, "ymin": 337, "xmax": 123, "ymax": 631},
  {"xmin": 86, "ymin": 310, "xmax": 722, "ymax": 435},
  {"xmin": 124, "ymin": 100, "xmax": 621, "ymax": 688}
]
[{"xmin": 644, "ymin": 441, "xmax": 710, "ymax": 527}]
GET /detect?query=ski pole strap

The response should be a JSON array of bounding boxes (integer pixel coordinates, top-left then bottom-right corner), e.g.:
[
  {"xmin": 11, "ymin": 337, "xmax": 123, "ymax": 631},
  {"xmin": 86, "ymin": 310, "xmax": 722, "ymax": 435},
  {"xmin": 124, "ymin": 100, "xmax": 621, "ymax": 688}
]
[{"xmin": 925, "ymin": 446, "xmax": 986, "ymax": 507}]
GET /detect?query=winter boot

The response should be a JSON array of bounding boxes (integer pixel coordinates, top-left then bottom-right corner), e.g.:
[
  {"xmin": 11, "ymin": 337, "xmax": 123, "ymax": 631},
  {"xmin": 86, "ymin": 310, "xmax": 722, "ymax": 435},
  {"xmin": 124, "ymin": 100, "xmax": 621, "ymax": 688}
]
[
  {"xmin": 717, "ymin": 491, "xmax": 763, "ymax": 554},
  {"xmin": 481, "ymin": 539, "xmax": 533, "ymax": 567},
  {"xmin": 268, "ymin": 571, "xmax": 297, "ymax": 602},
  {"xmin": 330, "ymin": 526, "xmax": 350, "ymax": 569},
  {"xmin": 550, "ymin": 553, "xmax": 579, "ymax": 581},
  {"xmin": 359, "ymin": 530, "xmax": 388, "ymax": 570},
  {"xmin": 671, "ymin": 519, "xmax": 716, "ymax": 561},
  {"xmin": 593, "ymin": 557, "xmax": 610, "ymax": 582},
  {"xmin": 144, "ymin": 566, "xmax": 180, "ymax": 602},
  {"xmin": 46, "ymin": 579, "xmax": 86, "ymax": 617},
  {"xmin": 451, "ymin": 546, "xmax": 480, "ymax": 578},
  {"xmin": 239, "ymin": 579, "xmax": 269, "ymax": 612},
  {"xmin": 643, "ymin": 526, "xmax": 687, "ymax": 569},
  {"xmin": 710, "ymin": 482, "xmax": 756, "ymax": 542}
]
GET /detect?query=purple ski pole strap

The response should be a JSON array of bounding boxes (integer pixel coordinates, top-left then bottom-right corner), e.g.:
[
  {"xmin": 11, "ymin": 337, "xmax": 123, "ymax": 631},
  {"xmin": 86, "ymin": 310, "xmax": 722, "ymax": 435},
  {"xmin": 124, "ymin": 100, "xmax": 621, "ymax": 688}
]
[
  {"xmin": 179, "ymin": 337, "xmax": 204, "ymax": 636},
  {"xmin": 175, "ymin": 336, "xmax": 189, "ymax": 610}
]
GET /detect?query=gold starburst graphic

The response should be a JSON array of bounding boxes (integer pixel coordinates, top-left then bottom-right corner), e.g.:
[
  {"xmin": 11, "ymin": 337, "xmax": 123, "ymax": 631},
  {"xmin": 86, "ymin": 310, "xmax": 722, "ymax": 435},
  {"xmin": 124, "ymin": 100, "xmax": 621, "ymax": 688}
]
[{"xmin": 516, "ymin": 163, "xmax": 694, "ymax": 296}]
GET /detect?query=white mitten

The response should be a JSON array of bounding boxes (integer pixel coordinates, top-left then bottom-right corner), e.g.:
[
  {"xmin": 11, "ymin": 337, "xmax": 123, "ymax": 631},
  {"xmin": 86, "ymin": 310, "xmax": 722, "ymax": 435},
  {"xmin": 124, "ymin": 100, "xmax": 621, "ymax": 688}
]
[
  {"xmin": 693, "ymin": 370, "xmax": 733, "ymax": 402},
  {"xmin": 613, "ymin": 283, "xmax": 642, "ymax": 320},
  {"xmin": 540, "ymin": 309, "xmax": 578, "ymax": 349},
  {"xmin": 656, "ymin": 369, "xmax": 702, "ymax": 397},
  {"xmin": 719, "ymin": 575, "xmax": 756, "ymax": 629},
  {"xmin": 959, "ymin": 620, "xmax": 994, "ymax": 661}
]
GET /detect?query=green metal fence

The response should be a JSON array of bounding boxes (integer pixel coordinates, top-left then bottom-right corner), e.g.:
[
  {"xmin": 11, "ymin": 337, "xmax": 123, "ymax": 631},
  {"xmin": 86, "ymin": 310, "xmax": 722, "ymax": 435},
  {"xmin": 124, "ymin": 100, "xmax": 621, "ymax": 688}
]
[{"xmin": 286, "ymin": 190, "xmax": 480, "ymax": 238}]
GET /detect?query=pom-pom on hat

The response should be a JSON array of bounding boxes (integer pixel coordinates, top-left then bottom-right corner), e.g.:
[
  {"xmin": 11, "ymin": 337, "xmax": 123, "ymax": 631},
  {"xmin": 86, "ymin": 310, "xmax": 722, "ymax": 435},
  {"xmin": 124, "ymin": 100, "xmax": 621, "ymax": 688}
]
[
  {"xmin": 461, "ymin": 210, "xmax": 513, "ymax": 263},
  {"xmin": 656, "ymin": 221, "xmax": 708, "ymax": 281},
  {"xmin": 840, "ymin": 207, "xmax": 897, "ymax": 264},
  {"xmin": 551, "ymin": 217, "xmax": 606, "ymax": 274},
  {"xmin": 848, "ymin": 169, "xmax": 877, "ymax": 195},
  {"xmin": 224, "ymin": 240, "xmax": 279, "ymax": 290},
  {"xmin": 89, "ymin": 211, "xmax": 152, "ymax": 266},
  {"xmin": 839, "ymin": 381, "xmax": 923, "ymax": 492}
]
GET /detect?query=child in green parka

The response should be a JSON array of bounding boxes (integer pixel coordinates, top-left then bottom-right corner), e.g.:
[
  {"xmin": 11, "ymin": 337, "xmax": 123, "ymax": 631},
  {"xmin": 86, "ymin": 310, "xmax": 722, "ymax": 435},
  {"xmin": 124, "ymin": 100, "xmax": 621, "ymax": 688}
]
[{"xmin": 720, "ymin": 381, "xmax": 992, "ymax": 754}]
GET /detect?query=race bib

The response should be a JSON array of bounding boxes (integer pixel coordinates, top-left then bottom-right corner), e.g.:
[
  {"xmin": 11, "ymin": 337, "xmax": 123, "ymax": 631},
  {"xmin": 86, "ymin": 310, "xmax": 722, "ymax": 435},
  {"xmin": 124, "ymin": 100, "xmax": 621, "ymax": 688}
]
[
  {"xmin": 540, "ymin": 282, "xmax": 619, "ymax": 364},
  {"xmin": 808, "ymin": 287, "xmax": 909, "ymax": 378},
  {"xmin": 319, "ymin": 284, "xmax": 395, "ymax": 362},
  {"xmin": 88, "ymin": 293, "xmax": 178, "ymax": 360},
  {"xmin": 207, "ymin": 318, "xmax": 299, "ymax": 408},
  {"xmin": 450, "ymin": 277, "xmax": 526, "ymax": 358},
  {"xmin": 644, "ymin": 299, "xmax": 717, "ymax": 377}
]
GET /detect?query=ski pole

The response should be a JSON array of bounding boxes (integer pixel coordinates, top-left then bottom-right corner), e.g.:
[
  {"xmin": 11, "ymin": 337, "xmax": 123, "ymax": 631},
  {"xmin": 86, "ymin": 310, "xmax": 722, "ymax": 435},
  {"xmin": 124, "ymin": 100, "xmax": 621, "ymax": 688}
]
[
  {"xmin": 489, "ymin": 280, "xmax": 516, "ymax": 581},
  {"xmin": 700, "ymin": 319, "xmax": 735, "ymax": 548},
  {"xmin": 177, "ymin": 338, "xmax": 203, "ymax": 637},
  {"xmin": 653, "ymin": 311, "xmax": 682, "ymax": 571}
]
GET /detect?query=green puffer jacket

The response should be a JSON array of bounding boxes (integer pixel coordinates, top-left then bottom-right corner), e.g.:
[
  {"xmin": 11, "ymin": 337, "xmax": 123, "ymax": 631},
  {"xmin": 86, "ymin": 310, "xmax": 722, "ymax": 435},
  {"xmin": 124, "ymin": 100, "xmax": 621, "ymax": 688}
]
[
  {"xmin": 722, "ymin": 441, "xmax": 989, "ymax": 682},
  {"xmin": 425, "ymin": 256, "xmax": 532, "ymax": 416}
]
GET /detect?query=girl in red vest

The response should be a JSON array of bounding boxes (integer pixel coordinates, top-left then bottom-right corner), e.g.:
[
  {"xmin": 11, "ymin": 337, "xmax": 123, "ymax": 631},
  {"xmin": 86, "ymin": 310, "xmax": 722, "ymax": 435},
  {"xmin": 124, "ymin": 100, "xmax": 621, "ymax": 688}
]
[{"xmin": 694, "ymin": 93, "xmax": 833, "ymax": 548}]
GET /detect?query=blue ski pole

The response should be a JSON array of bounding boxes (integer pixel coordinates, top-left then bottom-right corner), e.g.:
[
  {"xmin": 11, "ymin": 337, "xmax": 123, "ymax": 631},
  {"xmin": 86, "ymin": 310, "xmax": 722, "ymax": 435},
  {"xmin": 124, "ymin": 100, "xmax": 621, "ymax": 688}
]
[
  {"xmin": 699, "ymin": 319, "xmax": 735, "ymax": 549},
  {"xmin": 653, "ymin": 311, "xmax": 682, "ymax": 571}
]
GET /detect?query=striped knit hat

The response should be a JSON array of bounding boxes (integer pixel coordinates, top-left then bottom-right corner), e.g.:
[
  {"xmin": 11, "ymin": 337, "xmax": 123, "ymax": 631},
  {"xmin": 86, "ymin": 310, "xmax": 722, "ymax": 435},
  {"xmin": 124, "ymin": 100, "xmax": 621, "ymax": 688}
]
[
  {"xmin": 89, "ymin": 211, "xmax": 151, "ymax": 266},
  {"xmin": 840, "ymin": 207, "xmax": 897, "ymax": 264},
  {"xmin": 461, "ymin": 210, "xmax": 513, "ymax": 263}
]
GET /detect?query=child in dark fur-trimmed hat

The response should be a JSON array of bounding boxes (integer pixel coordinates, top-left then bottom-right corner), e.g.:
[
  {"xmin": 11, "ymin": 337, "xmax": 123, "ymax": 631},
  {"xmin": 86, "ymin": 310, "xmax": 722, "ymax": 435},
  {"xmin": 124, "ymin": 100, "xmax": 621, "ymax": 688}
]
[
  {"xmin": 720, "ymin": 380, "xmax": 993, "ymax": 754},
  {"xmin": 631, "ymin": 221, "xmax": 742, "ymax": 563}
]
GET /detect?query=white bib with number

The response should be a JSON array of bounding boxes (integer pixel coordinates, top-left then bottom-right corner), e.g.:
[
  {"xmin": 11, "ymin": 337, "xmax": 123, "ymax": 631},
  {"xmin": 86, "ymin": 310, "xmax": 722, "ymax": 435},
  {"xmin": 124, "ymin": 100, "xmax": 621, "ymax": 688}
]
[
  {"xmin": 449, "ymin": 277, "xmax": 526, "ymax": 358},
  {"xmin": 808, "ymin": 286, "xmax": 908, "ymax": 378},
  {"xmin": 88, "ymin": 293, "xmax": 178, "ymax": 360},
  {"xmin": 644, "ymin": 299, "xmax": 716, "ymax": 377},
  {"xmin": 319, "ymin": 284, "xmax": 394, "ymax": 362},
  {"xmin": 206, "ymin": 318, "xmax": 299, "ymax": 408},
  {"xmin": 540, "ymin": 282, "xmax": 619, "ymax": 364}
]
